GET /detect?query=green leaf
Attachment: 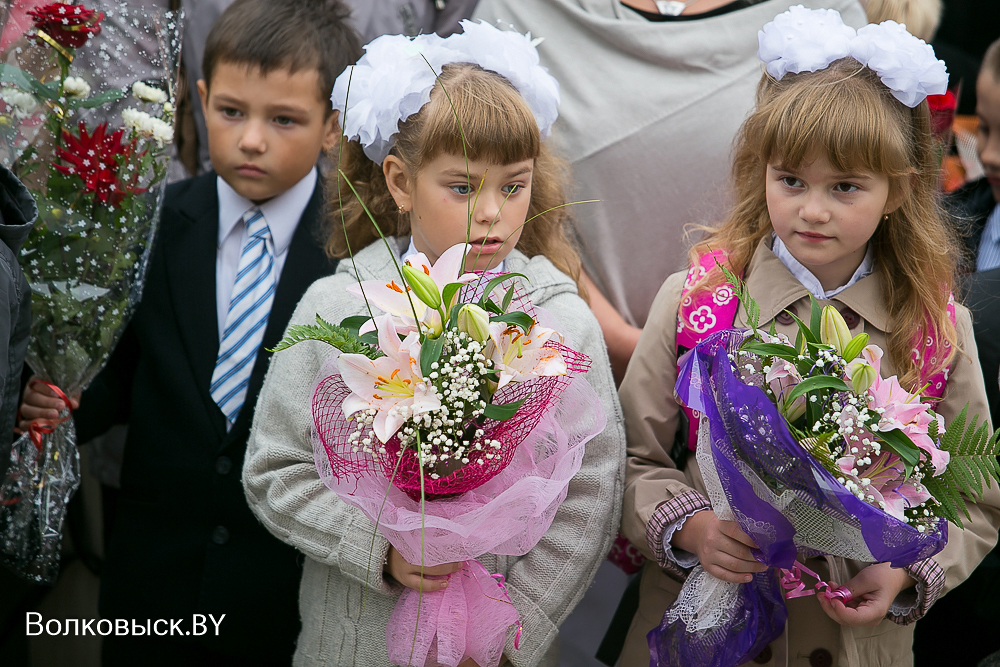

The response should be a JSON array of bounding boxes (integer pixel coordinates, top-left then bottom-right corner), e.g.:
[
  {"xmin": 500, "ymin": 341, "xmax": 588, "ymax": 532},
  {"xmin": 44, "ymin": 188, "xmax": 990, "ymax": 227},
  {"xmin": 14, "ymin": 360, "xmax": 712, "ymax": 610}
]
[
  {"xmin": 490, "ymin": 311, "xmax": 534, "ymax": 333},
  {"xmin": 441, "ymin": 282, "xmax": 465, "ymax": 311},
  {"xmin": 358, "ymin": 331, "xmax": 379, "ymax": 346},
  {"xmin": 740, "ymin": 341, "xmax": 798, "ymax": 361},
  {"xmin": 809, "ymin": 295, "xmax": 822, "ymax": 340},
  {"xmin": 784, "ymin": 375, "xmax": 850, "ymax": 405},
  {"xmin": 419, "ymin": 335, "xmax": 444, "ymax": 378},
  {"xmin": 482, "ymin": 299, "xmax": 504, "ymax": 315},
  {"xmin": 477, "ymin": 273, "xmax": 528, "ymax": 311},
  {"xmin": 502, "ymin": 285, "xmax": 515, "ymax": 312},
  {"xmin": 340, "ymin": 315, "xmax": 369, "ymax": 335},
  {"xmin": 68, "ymin": 89, "xmax": 125, "ymax": 109},
  {"xmin": 718, "ymin": 261, "xmax": 760, "ymax": 330},
  {"xmin": 0, "ymin": 64, "xmax": 58, "ymax": 100},
  {"xmin": 269, "ymin": 314, "xmax": 381, "ymax": 358},
  {"xmin": 446, "ymin": 302, "xmax": 463, "ymax": 330},
  {"xmin": 787, "ymin": 310, "xmax": 819, "ymax": 346},
  {"xmin": 878, "ymin": 428, "xmax": 922, "ymax": 475},
  {"xmin": 483, "ymin": 397, "xmax": 527, "ymax": 421}
]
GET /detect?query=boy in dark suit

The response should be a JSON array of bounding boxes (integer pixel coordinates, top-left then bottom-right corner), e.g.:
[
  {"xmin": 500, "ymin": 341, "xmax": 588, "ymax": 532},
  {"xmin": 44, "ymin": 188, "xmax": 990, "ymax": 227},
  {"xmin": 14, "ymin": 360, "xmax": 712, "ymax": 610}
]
[{"xmin": 19, "ymin": 1, "xmax": 361, "ymax": 665}]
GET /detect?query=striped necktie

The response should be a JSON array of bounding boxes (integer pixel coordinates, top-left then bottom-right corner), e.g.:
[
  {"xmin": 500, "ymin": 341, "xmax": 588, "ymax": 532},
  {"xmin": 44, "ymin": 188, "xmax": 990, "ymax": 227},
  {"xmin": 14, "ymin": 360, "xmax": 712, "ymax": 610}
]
[{"xmin": 210, "ymin": 207, "xmax": 276, "ymax": 423}]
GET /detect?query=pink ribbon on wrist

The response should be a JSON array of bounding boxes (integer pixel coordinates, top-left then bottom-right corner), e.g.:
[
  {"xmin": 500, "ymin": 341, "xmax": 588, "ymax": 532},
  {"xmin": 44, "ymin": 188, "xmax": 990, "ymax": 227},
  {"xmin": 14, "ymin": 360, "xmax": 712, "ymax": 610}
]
[{"xmin": 779, "ymin": 561, "xmax": 853, "ymax": 603}]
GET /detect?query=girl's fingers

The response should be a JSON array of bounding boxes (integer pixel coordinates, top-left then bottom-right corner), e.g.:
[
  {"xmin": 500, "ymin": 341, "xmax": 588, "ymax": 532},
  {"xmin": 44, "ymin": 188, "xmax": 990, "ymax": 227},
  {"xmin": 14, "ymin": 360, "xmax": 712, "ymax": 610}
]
[
  {"xmin": 19, "ymin": 405, "xmax": 62, "ymax": 421},
  {"xmin": 703, "ymin": 562, "xmax": 754, "ymax": 583},
  {"xmin": 711, "ymin": 552, "xmax": 766, "ymax": 575},
  {"xmin": 719, "ymin": 521, "xmax": 759, "ymax": 549}
]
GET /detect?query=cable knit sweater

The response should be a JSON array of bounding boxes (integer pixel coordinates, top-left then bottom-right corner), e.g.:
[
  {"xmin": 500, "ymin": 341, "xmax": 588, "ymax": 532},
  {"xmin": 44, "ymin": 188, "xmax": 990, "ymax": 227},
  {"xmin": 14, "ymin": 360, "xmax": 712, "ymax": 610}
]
[{"xmin": 243, "ymin": 238, "xmax": 626, "ymax": 667}]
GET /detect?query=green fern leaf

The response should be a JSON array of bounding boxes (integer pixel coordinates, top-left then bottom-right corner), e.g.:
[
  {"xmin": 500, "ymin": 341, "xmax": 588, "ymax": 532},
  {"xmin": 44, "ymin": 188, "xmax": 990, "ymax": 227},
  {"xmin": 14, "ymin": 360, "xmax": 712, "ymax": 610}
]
[
  {"xmin": 922, "ymin": 406, "xmax": 1000, "ymax": 528},
  {"xmin": 269, "ymin": 314, "xmax": 383, "ymax": 359}
]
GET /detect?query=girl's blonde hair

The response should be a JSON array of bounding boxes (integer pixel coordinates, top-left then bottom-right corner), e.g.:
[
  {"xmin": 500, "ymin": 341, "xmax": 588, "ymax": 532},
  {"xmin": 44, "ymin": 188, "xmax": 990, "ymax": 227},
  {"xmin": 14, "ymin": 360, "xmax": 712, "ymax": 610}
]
[
  {"xmin": 864, "ymin": 0, "xmax": 942, "ymax": 42},
  {"xmin": 691, "ymin": 58, "xmax": 960, "ymax": 390},
  {"xmin": 327, "ymin": 62, "xmax": 585, "ymax": 300}
]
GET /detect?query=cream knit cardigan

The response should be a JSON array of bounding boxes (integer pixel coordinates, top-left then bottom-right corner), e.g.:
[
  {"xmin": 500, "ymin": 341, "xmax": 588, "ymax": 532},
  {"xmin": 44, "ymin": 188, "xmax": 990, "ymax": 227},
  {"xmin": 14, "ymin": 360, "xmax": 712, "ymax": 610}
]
[{"xmin": 243, "ymin": 238, "xmax": 626, "ymax": 667}]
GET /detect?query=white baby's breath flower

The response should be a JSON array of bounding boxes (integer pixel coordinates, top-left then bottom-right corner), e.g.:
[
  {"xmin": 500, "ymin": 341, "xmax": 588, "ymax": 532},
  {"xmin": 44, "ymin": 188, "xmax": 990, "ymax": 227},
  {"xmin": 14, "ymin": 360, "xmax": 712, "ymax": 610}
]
[
  {"xmin": 0, "ymin": 87, "xmax": 38, "ymax": 119},
  {"xmin": 63, "ymin": 77, "xmax": 91, "ymax": 99},
  {"xmin": 132, "ymin": 81, "xmax": 168, "ymax": 104}
]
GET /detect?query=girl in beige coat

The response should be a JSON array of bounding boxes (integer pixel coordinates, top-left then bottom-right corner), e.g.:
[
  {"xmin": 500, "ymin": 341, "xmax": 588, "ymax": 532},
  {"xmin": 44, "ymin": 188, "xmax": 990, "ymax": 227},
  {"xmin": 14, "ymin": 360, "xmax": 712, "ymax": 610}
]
[{"xmin": 619, "ymin": 11, "xmax": 1000, "ymax": 667}]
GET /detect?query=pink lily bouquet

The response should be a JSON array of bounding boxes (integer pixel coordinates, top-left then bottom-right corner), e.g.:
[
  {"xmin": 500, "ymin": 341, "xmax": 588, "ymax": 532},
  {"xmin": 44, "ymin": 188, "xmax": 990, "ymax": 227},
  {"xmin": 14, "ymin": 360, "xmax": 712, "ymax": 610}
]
[
  {"xmin": 731, "ymin": 288, "xmax": 1000, "ymax": 534},
  {"xmin": 274, "ymin": 242, "xmax": 603, "ymax": 667}
]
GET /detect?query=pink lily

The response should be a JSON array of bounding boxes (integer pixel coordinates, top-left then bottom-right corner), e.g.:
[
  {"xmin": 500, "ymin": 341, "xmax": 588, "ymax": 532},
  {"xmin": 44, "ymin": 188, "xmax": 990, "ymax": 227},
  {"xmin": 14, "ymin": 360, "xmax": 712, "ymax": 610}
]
[
  {"xmin": 349, "ymin": 243, "xmax": 478, "ymax": 335},
  {"xmin": 485, "ymin": 321, "xmax": 567, "ymax": 390},
  {"xmin": 338, "ymin": 314, "xmax": 441, "ymax": 443},
  {"xmin": 868, "ymin": 371, "xmax": 950, "ymax": 475},
  {"xmin": 766, "ymin": 357, "xmax": 806, "ymax": 421}
]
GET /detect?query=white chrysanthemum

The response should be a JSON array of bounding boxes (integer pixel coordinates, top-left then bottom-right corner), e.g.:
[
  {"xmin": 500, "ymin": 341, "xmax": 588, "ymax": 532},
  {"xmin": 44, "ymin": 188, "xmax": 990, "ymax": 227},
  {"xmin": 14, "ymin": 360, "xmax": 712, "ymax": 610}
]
[
  {"xmin": 332, "ymin": 19, "xmax": 559, "ymax": 164},
  {"xmin": 0, "ymin": 87, "xmax": 38, "ymax": 119},
  {"xmin": 132, "ymin": 81, "xmax": 168, "ymax": 104},
  {"xmin": 122, "ymin": 107, "xmax": 174, "ymax": 147},
  {"xmin": 63, "ymin": 76, "xmax": 91, "ymax": 99},
  {"xmin": 757, "ymin": 5, "xmax": 856, "ymax": 80},
  {"xmin": 849, "ymin": 21, "xmax": 948, "ymax": 107}
]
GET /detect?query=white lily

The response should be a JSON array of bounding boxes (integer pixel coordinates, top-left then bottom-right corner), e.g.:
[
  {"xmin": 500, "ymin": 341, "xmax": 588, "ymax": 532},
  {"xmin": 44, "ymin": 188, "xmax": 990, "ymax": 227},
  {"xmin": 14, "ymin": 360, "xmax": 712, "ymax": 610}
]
[
  {"xmin": 349, "ymin": 243, "xmax": 477, "ymax": 336},
  {"xmin": 485, "ymin": 321, "xmax": 567, "ymax": 390},
  {"xmin": 338, "ymin": 314, "xmax": 441, "ymax": 442}
]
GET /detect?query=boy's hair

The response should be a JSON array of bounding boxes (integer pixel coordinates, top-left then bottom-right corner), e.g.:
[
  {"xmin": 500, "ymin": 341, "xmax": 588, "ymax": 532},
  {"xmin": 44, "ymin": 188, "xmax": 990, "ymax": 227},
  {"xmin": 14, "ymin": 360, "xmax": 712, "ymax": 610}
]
[
  {"xmin": 863, "ymin": 0, "xmax": 942, "ymax": 42},
  {"xmin": 330, "ymin": 63, "xmax": 585, "ymax": 299},
  {"xmin": 691, "ymin": 58, "xmax": 960, "ymax": 390},
  {"xmin": 983, "ymin": 37, "xmax": 1000, "ymax": 82},
  {"xmin": 202, "ymin": 0, "xmax": 362, "ymax": 113}
]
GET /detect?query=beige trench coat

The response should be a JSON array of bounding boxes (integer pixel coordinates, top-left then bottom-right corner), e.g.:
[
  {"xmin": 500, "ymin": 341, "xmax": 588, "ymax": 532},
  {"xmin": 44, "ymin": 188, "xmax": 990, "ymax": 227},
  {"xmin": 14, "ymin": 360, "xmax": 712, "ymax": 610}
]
[{"xmin": 619, "ymin": 240, "xmax": 1000, "ymax": 667}]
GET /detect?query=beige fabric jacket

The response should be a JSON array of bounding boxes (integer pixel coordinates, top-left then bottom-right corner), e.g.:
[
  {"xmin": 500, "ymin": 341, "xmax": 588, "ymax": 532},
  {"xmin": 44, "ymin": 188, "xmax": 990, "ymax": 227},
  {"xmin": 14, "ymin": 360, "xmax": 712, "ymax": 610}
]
[
  {"xmin": 619, "ymin": 240, "xmax": 1000, "ymax": 667},
  {"xmin": 243, "ymin": 238, "xmax": 627, "ymax": 667}
]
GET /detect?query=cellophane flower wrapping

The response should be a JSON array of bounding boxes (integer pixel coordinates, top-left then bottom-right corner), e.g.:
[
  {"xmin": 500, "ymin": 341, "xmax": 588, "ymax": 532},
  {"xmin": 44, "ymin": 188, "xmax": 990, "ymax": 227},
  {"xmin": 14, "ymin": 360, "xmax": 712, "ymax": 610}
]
[
  {"xmin": 310, "ymin": 283, "xmax": 603, "ymax": 666},
  {"xmin": 649, "ymin": 329, "xmax": 947, "ymax": 667},
  {"xmin": 0, "ymin": 2, "xmax": 181, "ymax": 584}
]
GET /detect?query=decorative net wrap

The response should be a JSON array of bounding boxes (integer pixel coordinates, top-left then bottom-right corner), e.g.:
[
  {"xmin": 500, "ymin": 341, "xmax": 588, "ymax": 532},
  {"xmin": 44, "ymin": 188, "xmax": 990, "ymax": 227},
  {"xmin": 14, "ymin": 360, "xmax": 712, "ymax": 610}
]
[
  {"xmin": 312, "ymin": 277, "xmax": 591, "ymax": 500},
  {"xmin": 649, "ymin": 329, "xmax": 947, "ymax": 667}
]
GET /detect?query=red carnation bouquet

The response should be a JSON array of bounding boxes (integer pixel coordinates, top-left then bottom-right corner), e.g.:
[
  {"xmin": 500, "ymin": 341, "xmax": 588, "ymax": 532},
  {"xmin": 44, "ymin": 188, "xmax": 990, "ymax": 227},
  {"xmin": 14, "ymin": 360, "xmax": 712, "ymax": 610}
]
[{"xmin": 0, "ymin": 1, "xmax": 181, "ymax": 584}]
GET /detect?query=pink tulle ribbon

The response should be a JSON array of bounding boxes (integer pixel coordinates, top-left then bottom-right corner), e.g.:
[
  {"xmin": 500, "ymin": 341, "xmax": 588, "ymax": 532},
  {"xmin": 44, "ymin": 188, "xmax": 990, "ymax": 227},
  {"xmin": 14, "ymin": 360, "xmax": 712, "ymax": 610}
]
[
  {"xmin": 387, "ymin": 559, "xmax": 521, "ymax": 667},
  {"xmin": 779, "ymin": 561, "xmax": 854, "ymax": 603}
]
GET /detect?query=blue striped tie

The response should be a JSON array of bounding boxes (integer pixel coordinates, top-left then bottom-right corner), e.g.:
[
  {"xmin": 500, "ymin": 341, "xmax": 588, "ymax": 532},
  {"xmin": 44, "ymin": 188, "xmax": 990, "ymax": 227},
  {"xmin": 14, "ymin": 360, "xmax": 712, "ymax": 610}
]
[{"xmin": 211, "ymin": 208, "xmax": 276, "ymax": 423}]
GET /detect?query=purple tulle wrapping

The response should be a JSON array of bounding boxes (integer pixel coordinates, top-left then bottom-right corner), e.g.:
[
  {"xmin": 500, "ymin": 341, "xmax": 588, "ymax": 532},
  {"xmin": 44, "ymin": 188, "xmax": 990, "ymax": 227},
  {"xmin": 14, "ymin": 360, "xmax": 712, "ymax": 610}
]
[{"xmin": 649, "ymin": 329, "xmax": 948, "ymax": 667}]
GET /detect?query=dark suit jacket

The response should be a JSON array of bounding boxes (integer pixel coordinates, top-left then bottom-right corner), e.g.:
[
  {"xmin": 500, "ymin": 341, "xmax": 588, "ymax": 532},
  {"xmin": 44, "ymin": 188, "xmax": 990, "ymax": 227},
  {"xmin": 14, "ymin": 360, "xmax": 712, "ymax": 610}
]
[
  {"xmin": 948, "ymin": 177, "xmax": 997, "ymax": 272},
  {"xmin": 75, "ymin": 171, "xmax": 336, "ymax": 662}
]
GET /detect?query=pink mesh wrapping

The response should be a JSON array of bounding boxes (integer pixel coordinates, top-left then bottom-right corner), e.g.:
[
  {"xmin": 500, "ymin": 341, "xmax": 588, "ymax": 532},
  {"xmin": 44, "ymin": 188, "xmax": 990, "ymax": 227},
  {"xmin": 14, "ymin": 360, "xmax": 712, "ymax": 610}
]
[
  {"xmin": 312, "ymin": 276, "xmax": 591, "ymax": 499},
  {"xmin": 311, "ymin": 372, "xmax": 605, "ymax": 667},
  {"xmin": 387, "ymin": 560, "xmax": 520, "ymax": 667}
]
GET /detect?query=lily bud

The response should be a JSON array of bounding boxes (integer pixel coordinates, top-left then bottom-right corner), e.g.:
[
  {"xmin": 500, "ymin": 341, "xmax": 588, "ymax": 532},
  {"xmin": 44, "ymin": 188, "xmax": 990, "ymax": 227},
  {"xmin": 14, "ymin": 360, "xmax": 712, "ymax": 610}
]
[
  {"xmin": 401, "ymin": 264, "xmax": 441, "ymax": 310},
  {"xmin": 820, "ymin": 306, "xmax": 852, "ymax": 355},
  {"xmin": 457, "ymin": 304, "xmax": 491, "ymax": 342},
  {"xmin": 845, "ymin": 358, "xmax": 877, "ymax": 394},
  {"xmin": 842, "ymin": 333, "xmax": 870, "ymax": 362}
]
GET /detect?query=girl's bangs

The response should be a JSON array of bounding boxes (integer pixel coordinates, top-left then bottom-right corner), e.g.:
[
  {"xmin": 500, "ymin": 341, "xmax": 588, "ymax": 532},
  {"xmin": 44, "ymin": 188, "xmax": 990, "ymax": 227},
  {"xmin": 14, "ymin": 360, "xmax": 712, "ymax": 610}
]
[
  {"xmin": 761, "ymin": 65, "xmax": 913, "ymax": 179},
  {"xmin": 418, "ymin": 67, "xmax": 540, "ymax": 167}
]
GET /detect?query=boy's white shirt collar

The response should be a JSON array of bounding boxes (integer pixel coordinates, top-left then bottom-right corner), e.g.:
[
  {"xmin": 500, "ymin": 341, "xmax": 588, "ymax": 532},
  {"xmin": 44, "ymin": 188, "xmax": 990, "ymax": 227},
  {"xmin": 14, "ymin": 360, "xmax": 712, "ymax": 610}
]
[
  {"xmin": 402, "ymin": 237, "xmax": 506, "ymax": 272},
  {"xmin": 217, "ymin": 167, "xmax": 317, "ymax": 252},
  {"xmin": 771, "ymin": 232, "xmax": 874, "ymax": 300}
]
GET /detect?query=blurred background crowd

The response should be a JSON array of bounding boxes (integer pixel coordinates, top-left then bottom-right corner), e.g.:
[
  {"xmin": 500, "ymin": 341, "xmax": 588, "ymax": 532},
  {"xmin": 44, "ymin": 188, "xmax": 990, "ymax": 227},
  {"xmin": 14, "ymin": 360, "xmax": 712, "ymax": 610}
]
[{"xmin": 0, "ymin": 0, "xmax": 997, "ymax": 666}]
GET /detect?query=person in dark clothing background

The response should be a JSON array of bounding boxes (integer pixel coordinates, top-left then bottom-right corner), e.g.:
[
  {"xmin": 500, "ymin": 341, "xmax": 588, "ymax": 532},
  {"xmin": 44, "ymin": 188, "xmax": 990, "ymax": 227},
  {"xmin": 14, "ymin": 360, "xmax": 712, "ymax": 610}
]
[{"xmin": 0, "ymin": 164, "xmax": 35, "ymax": 479}]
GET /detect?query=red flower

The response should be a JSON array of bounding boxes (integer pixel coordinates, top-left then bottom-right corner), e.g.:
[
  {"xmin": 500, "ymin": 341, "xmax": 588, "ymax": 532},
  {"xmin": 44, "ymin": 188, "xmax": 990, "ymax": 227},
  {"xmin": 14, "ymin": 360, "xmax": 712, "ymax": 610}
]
[
  {"xmin": 55, "ymin": 122, "xmax": 145, "ymax": 207},
  {"xmin": 927, "ymin": 90, "xmax": 957, "ymax": 137},
  {"xmin": 28, "ymin": 2, "xmax": 104, "ymax": 50}
]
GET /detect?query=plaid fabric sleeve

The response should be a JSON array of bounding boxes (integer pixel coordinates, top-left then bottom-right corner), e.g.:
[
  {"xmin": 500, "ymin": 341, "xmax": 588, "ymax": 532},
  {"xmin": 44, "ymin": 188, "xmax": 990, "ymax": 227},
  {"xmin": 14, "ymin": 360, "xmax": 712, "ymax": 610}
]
[
  {"xmin": 646, "ymin": 490, "xmax": 712, "ymax": 580},
  {"xmin": 887, "ymin": 558, "xmax": 946, "ymax": 625}
]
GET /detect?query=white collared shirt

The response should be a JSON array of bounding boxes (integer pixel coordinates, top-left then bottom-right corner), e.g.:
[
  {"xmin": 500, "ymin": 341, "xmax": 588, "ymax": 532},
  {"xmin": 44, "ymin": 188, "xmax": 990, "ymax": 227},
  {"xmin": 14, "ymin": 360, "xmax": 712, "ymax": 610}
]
[
  {"xmin": 215, "ymin": 168, "xmax": 317, "ymax": 339},
  {"xmin": 771, "ymin": 233, "xmax": 874, "ymax": 300},
  {"xmin": 976, "ymin": 203, "xmax": 1000, "ymax": 272},
  {"xmin": 402, "ymin": 237, "xmax": 505, "ymax": 272}
]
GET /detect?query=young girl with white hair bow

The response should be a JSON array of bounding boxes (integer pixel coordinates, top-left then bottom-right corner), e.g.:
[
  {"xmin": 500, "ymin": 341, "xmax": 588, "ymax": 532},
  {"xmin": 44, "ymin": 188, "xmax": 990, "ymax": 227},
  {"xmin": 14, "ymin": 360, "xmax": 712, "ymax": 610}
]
[
  {"xmin": 619, "ymin": 6, "xmax": 1000, "ymax": 667},
  {"xmin": 242, "ymin": 20, "xmax": 626, "ymax": 667}
]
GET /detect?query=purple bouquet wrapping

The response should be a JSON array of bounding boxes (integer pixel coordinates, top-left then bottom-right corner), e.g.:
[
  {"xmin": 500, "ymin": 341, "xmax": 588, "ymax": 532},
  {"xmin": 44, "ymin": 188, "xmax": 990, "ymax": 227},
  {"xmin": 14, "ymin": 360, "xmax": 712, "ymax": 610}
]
[{"xmin": 649, "ymin": 329, "xmax": 948, "ymax": 667}]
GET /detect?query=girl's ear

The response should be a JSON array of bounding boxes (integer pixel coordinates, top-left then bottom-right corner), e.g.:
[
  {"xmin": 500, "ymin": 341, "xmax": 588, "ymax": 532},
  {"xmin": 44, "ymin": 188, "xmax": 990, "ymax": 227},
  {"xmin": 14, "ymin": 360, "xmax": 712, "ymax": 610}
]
[
  {"xmin": 383, "ymin": 155, "xmax": 413, "ymax": 212},
  {"xmin": 883, "ymin": 174, "xmax": 914, "ymax": 216}
]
